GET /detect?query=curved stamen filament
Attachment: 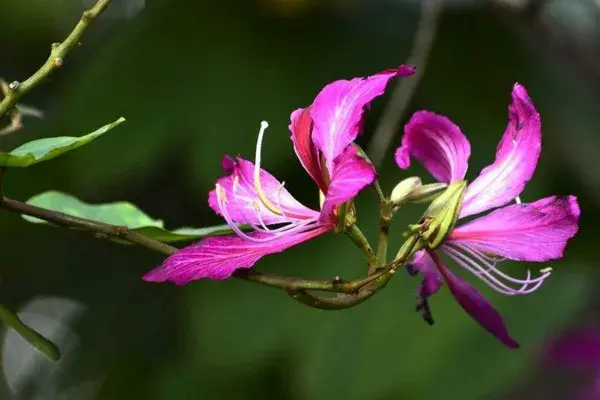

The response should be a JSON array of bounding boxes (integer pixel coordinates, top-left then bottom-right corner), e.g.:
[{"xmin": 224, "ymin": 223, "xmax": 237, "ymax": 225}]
[
  {"xmin": 217, "ymin": 184, "xmax": 319, "ymax": 243},
  {"xmin": 442, "ymin": 243, "xmax": 551, "ymax": 295},
  {"xmin": 445, "ymin": 248, "xmax": 545, "ymax": 295},
  {"xmin": 216, "ymin": 184, "xmax": 264, "ymax": 242},
  {"xmin": 449, "ymin": 243, "xmax": 549, "ymax": 293},
  {"xmin": 253, "ymin": 121, "xmax": 283, "ymax": 216}
]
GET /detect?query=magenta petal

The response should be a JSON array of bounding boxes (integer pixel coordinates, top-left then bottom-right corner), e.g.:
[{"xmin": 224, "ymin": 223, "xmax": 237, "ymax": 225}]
[
  {"xmin": 449, "ymin": 195, "xmax": 580, "ymax": 262},
  {"xmin": 545, "ymin": 328, "xmax": 600, "ymax": 370},
  {"xmin": 143, "ymin": 227, "xmax": 330, "ymax": 284},
  {"xmin": 320, "ymin": 145, "xmax": 376, "ymax": 221},
  {"xmin": 460, "ymin": 84, "xmax": 542, "ymax": 218},
  {"xmin": 411, "ymin": 250, "xmax": 443, "ymax": 297},
  {"xmin": 208, "ymin": 156, "xmax": 319, "ymax": 225},
  {"xmin": 395, "ymin": 111, "xmax": 470, "ymax": 183},
  {"xmin": 430, "ymin": 251, "xmax": 519, "ymax": 348},
  {"xmin": 310, "ymin": 66, "xmax": 414, "ymax": 174},
  {"xmin": 289, "ymin": 107, "xmax": 326, "ymax": 191}
]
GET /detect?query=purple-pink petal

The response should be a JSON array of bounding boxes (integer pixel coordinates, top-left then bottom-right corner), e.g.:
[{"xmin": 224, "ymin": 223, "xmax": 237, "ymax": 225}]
[
  {"xmin": 429, "ymin": 251, "xmax": 520, "ymax": 348},
  {"xmin": 289, "ymin": 106, "xmax": 327, "ymax": 192},
  {"xmin": 143, "ymin": 227, "xmax": 331, "ymax": 284},
  {"xmin": 460, "ymin": 83, "xmax": 542, "ymax": 218},
  {"xmin": 395, "ymin": 111, "xmax": 470, "ymax": 183},
  {"xmin": 208, "ymin": 156, "xmax": 319, "ymax": 226},
  {"xmin": 545, "ymin": 328, "xmax": 600, "ymax": 370},
  {"xmin": 545, "ymin": 328, "xmax": 600, "ymax": 400},
  {"xmin": 319, "ymin": 145, "xmax": 376, "ymax": 222},
  {"xmin": 310, "ymin": 65, "xmax": 415, "ymax": 175},
  {"xmin": 449, "ymin": 195, "xmax": 580, "ymax": 262},
  {"xmin": 410, "ymin": 250, "xmax": 443, "ymax": 297}
]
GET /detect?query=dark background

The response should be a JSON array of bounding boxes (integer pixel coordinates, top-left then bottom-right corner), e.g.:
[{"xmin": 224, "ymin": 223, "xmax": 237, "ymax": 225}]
[{"xmin": 1, "ymin": 0, "xmax": 599, "ymax": 399}]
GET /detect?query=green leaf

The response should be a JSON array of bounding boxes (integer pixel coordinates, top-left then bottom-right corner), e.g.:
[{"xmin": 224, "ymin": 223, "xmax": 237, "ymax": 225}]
[
  {"xmin": 0, "ymin": 118, "xmax": 125, "ymax": 167},
  {"xmin": 22, "ymin": 191, "xmax": 235, "ymax": 243}
]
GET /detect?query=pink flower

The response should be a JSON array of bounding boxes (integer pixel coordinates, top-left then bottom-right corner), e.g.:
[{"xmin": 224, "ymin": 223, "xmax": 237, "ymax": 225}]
[
  {"xmin": 545, "ymin": 328, "xmax": 600, "ymax": 399},
  {"xmin": 396, "ymin": 84, "xmax": 580, "ymax": 348},
  {"xmin": 144, "ymin": 66, "xmax": 415, "ymax": 285}
]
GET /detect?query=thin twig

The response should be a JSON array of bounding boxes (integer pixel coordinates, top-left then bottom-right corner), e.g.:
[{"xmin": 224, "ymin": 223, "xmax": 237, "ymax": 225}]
[
  {"xmin": 286, "ymin": 235, "xmax": 422, "ymax": 310},
  {"xmin": 0, "ymin": 196, "xmax": 176, "ymax": 255},
  {"xmin": 368, "ymin": 0, "xmax": 443, "ymax": 167},
  {"xmin": 0, "ymin": 194, "xmax": 407, "ymax": 296},
  {"xmin": 0, "ymin": 0, "xmax": 113, "ymax": 119}
]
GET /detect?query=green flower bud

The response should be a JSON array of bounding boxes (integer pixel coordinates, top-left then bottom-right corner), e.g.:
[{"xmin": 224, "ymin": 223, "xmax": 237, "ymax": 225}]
[
  {"xmin": 406, "ymin": 182, "xmax": 449, "ymax": 204},
  {"xmin": 390, "ymin": 177, "xmax": 422, "ymax": 206}
]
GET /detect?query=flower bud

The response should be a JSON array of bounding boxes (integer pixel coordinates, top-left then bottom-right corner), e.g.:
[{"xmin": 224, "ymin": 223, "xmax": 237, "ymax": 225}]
[
  {"xmin": 390, "ymin": 177, "xmax": 422, "ymax": 206},
  {"xmin": 406, "ymin": 182, "xmax": 449, "ymax": 203},
  {"xmin": 419, "ymin": 180, "xmax": 467, "ymax": 249}
]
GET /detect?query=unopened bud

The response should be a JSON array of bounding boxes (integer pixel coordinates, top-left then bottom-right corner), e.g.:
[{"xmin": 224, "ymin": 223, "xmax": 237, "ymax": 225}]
[
  {"xmin": 391, "ymin": 178, "xmax": 449, "ymax": 206},
  {"xmin": 407, "ymin": 182, "xmax": 448, "ymax": 203},
  {"xmin": 419, "ymin": 180, "xmax": 467, "ymax": 249},
  {"xmin": 390, "ymin": 177, "xmax": 422, "ymax": 206}
]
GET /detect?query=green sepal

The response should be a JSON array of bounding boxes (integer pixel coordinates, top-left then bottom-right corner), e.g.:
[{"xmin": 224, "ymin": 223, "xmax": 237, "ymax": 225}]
[{"xmin": 419, "ymin": 180, "xmax": 467, "ymax": 249}]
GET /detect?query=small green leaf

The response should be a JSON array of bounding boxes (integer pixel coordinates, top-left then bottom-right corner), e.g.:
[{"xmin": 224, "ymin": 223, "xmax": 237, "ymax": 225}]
[
  {"xmin": 0, "ymin": 117, "xmax": 125, "ymax": 167},
  {"xmin": 23, "ymin": 191, "xmax": 235, "ymax": 243}
]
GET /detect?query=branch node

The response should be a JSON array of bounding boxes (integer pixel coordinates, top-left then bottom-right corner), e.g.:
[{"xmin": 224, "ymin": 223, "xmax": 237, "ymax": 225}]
[
  {"xmin": 8, "ymin": 81, "xmax": 19, "ymax": 91},
  {"xmin": 53, "ymin": 58, "xmax": 64, "ymax": 68},
  {"xmin": 82, "ymin": 10, "xmax": 93, "ymax": 20},
  {"xmin": 115, "ymin": 226, "xmax": 130, "ymax": 237},
  {"xmin": 51, "ymin": 42, "xmax": 61, "ymax": 50}
]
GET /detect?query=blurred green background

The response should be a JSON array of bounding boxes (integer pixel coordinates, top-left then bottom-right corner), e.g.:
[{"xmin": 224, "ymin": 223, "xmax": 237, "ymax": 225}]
[{"xmin": 1, "ymin": 0, "xmax": 599, "ymax": 399}]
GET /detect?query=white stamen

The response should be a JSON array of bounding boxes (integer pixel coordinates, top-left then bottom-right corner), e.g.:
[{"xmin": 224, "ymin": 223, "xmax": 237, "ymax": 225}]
[
  {"xmin": 443, "ymin": 243, "xmax": 551, "ymax": 295},
  {"xmin": 254, "ymin": 121, "xmax": 269, "ymax": 176},
  {"xmin": 252, "ymin": 120, "xmax": 284, "ymax": 215}
]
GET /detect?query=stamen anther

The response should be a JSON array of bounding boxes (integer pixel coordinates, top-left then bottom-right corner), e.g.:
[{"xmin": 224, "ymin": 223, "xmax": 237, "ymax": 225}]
[{"xmin": 216, "ymin": 183, "xmax": 227, "ymax": 203}]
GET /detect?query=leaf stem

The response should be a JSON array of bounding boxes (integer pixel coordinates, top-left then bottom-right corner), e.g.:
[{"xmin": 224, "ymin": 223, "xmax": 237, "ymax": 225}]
[
  {"xmin": 0, "ymin": 0, "xmax": 113, "ymax": 118},
  {"xmin": 0, "ymin": 303, "xmax": 61, "ymax": 361}
]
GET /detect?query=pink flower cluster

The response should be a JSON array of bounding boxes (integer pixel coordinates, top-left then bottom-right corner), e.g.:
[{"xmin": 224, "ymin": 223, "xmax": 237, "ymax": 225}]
[{"xmin": 144, "ymin": 67, "xmax": 580, "ymax": 348}]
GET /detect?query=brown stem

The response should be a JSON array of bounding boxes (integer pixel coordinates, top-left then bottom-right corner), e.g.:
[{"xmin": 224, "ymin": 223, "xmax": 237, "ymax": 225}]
[
  {"xmin": 0, "ymin": 192, "xmax": 407, "ymax": 301},
  {"xmin": 286, "ymin": 235, "xmax": 422, "ymax": 309}
]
